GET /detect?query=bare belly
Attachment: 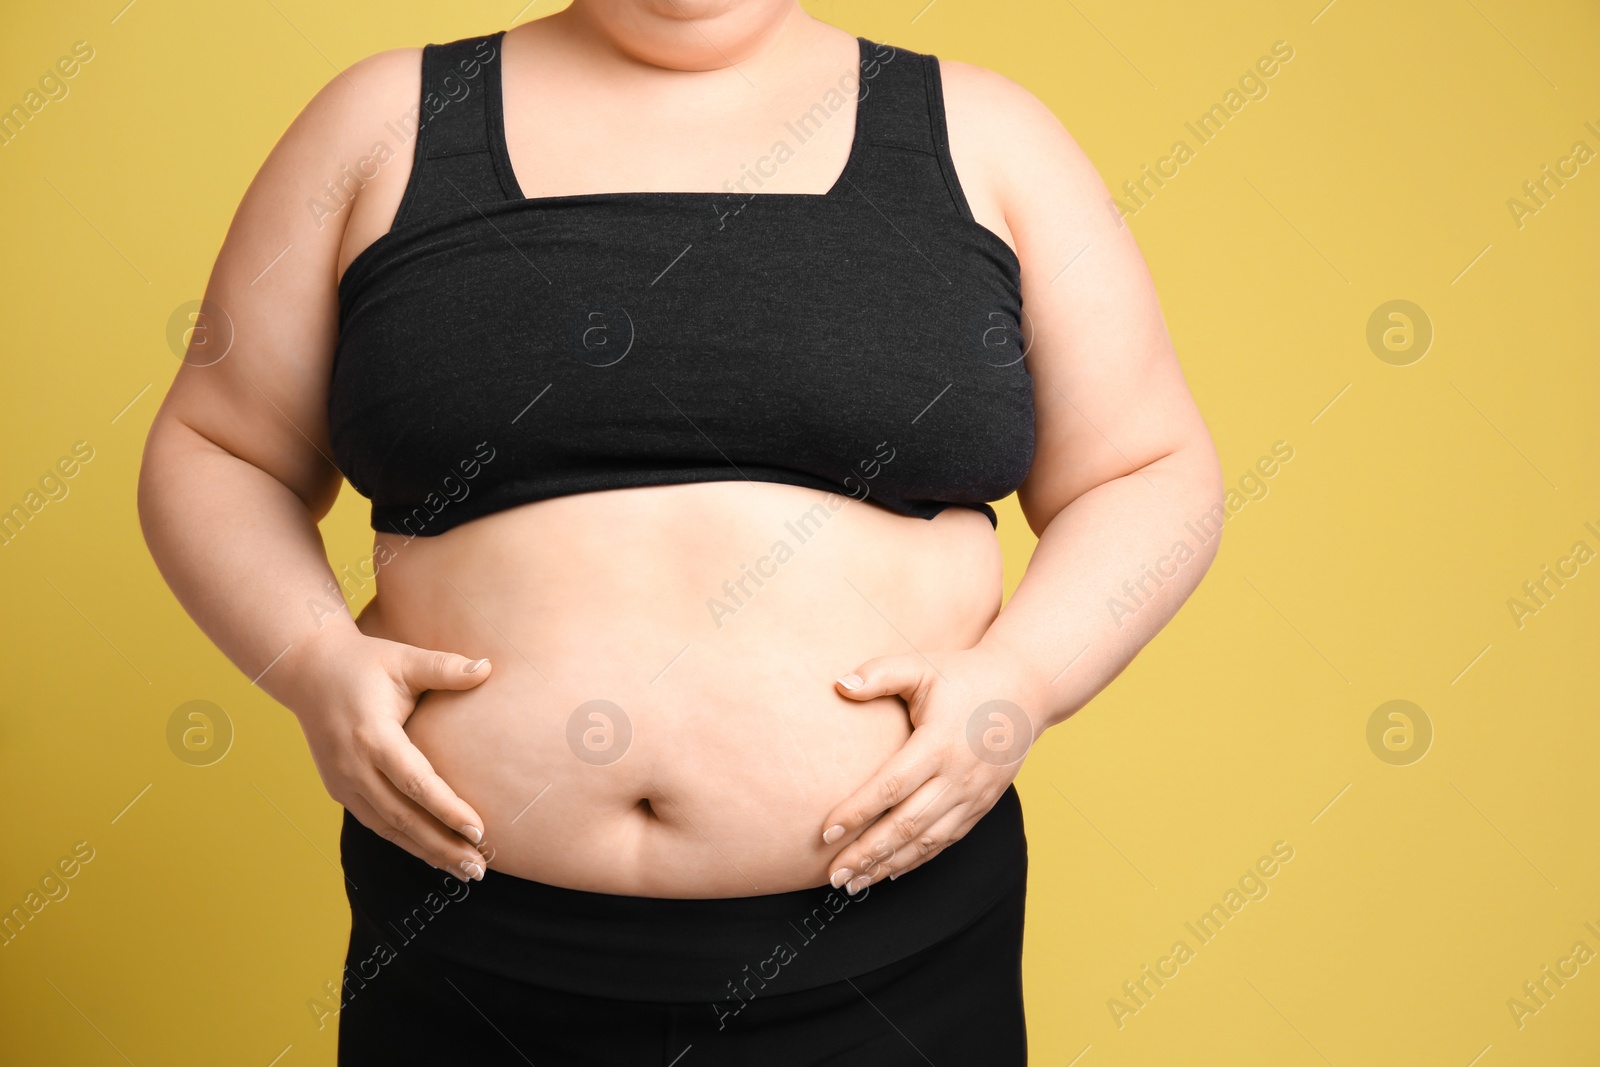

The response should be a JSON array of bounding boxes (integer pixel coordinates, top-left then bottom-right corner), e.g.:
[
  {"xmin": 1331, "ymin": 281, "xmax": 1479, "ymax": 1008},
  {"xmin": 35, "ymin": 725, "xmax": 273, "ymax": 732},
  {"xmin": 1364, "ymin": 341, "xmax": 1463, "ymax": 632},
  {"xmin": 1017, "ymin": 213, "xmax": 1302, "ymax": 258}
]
[{"xmin": 354, "ymin": 480, "xmax": 1002, "ymax": 897}]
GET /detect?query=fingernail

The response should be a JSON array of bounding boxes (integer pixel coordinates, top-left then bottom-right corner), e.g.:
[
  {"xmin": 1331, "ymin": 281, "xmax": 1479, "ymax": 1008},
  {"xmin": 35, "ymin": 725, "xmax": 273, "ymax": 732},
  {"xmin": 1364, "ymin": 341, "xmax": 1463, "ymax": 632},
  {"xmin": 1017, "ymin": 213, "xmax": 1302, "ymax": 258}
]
[
  {"xmin": 461, "ymin": 860, "xmax": 485, "ymax": 880},
  {"xmin": 830, "ymin": 867, "xmax": 853, "ymax": 889},
  {"xmin": 822, "ymin": 824, "xmax": 846, "ymax": 844},
  {"xmin": 460, "ymin": 824, "xmax": 483, "ymax": 844},
  {"xmin": 889, "ymin": 871, "xmax": 900, "ymax": 881},
  {"xmin": 836, "ymin": 673, "xmax": 864, "ymax": 691},
  {"xmin": 464, "ymin": 658, "xmax": 488, "ymax": 674},
  {"xmin": 846, "ymin": 875, "xmax": 871, "ymax": 895}
]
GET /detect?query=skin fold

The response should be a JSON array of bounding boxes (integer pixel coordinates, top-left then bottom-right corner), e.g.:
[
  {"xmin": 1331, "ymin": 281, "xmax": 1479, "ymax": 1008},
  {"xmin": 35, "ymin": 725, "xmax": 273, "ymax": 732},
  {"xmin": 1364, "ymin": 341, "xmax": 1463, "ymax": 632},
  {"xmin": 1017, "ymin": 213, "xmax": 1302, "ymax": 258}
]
[{"xmin": 138, "ymin": 0, "xmax": 1224, "ymax": 897}]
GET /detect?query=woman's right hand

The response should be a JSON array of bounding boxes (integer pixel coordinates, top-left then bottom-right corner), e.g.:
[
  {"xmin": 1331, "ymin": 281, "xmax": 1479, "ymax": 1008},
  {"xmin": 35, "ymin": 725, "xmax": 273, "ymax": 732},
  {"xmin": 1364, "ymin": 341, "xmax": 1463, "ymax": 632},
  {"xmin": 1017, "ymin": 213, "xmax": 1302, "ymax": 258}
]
[{"xmin": 278, "ymin": 626, "xmax": 495, "ymax": 880}]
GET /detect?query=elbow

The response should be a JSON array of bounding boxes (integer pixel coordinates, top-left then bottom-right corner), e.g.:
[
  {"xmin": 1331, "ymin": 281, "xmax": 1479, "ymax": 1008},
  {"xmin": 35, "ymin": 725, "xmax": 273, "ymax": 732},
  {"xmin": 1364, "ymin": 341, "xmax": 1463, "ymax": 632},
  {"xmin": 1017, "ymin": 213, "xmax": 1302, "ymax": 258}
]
[
  {"xmin": 1186, "ymin": 424, "xmax": 1227, "ymax": 515},
  {"xmin": 135, "ymin": 414, "xmax": 180, "ymax": 553},
  {"xmin": 1194, "ymin": 444, "xmax": 1227, "ymax": 564},
  {"xmin": 1168, "ymin": 432, "xmax": 1226, "ymax": 566}
]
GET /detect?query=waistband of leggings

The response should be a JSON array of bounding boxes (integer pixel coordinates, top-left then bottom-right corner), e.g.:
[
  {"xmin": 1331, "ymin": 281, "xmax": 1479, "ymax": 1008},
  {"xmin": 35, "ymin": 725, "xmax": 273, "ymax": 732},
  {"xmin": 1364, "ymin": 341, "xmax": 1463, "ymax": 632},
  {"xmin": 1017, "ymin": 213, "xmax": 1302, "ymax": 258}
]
[{"xmin": 339, "ymin": 783, "xmax": 1027, "ymax": 1002}]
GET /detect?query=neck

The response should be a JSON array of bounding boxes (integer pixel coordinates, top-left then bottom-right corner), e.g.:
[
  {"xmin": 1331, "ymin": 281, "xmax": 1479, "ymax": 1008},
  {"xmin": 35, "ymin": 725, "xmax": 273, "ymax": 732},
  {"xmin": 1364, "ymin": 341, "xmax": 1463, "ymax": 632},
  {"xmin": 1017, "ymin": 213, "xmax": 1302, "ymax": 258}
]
[{"xmin": 551, "ymin": 0, "xmax": 811, "ymax": 72}]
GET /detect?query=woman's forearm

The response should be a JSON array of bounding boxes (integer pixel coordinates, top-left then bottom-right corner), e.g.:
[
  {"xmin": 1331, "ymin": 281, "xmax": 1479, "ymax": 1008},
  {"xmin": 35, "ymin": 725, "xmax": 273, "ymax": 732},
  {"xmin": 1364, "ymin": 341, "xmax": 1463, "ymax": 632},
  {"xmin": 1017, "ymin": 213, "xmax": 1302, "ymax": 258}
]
[
  {"xmin": 137, "ymin": 416, "xmax": 356, "ymax": 711},
  {"xmin": 979, "ymin": 446, "xmax": 1225, "ymax": 732}
]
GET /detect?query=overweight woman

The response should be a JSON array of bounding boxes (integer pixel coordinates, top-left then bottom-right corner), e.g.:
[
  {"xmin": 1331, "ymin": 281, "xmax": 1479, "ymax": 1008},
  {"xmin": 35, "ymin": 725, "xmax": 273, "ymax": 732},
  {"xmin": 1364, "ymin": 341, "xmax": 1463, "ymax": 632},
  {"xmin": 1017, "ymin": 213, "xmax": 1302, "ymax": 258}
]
[{"xmin": 139, "ymin": 1, "xmax": 1223, "ymax": 1062}]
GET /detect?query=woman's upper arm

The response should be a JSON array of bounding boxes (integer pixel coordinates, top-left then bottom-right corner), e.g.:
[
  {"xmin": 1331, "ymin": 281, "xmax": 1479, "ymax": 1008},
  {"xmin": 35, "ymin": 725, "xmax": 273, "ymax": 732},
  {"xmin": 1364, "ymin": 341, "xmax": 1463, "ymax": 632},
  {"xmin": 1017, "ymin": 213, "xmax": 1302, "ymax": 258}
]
[
  {"xmin": 148, "ymin": 47, "xmax": 420, "ymax": 517},
  {"xmin": 942, "ymin": 60, "xmax": 1221, "ymax": 534}
]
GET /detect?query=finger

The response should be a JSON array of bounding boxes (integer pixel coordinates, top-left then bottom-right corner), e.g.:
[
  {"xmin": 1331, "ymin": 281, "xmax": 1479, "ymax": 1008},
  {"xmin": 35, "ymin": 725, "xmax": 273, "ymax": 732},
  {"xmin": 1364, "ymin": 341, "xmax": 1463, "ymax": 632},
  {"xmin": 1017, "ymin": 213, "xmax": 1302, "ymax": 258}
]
[
  {"xmin": 359, "ymin": 771, "xmax": 487, "ymax": 880},
  {"xmin": 871, "ymin": 807, "xmax": 981, "ymax": 890},
  {"xmin": 345, "ymin": 794, "xmax": 484, "ymax": 881},
  {"xmin": 833, "ymin": 653, "xmax": 930, "ymax": 703},
  {"xmin": 391, "ymin": 644, "xmax": 493, "ymax": 695},
  {"xmin": 887, "ymin": 842, "xmax": 950, "ymax": 883},
  {"xmin": 819, "ymin": 730, "xmax": 944, "ymax": 848},
  {"xmin": 828, "ymin": 778, "xmax": 963, "ymax": 892},
  {"xmin": 368, "ymin": 719, "xmax": 487, "ymax": 846},
  {"xmin": 853, "ymin": 777, "xmax": 964, "ymax": 873}
]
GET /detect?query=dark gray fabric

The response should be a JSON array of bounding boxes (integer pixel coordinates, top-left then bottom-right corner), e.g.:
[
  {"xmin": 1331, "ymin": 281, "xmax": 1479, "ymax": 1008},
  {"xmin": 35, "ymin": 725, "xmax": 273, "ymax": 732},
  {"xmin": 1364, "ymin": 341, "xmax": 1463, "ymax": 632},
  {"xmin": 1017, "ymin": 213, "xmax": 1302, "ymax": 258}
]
[
  {"xmin": 335, "ymin": 858, "xmax": 1027, "ymax": 1064},
  {"xmin": 336, "ymin": 784, "xmax": 1026, "ymax": 1003},
  {"xmin": 331, "ymin": 31, "xmax": 1035, "ymax": 537}
]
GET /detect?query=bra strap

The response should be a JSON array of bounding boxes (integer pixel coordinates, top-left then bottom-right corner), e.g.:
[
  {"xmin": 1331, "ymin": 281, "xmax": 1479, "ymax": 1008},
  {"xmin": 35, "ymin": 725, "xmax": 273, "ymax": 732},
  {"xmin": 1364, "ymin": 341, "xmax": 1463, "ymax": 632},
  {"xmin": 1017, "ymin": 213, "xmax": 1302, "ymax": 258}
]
[
  {"xmin": 842, "ymin": 39, "xmax": 974, "ymax": 223},
  {"xmin": 392, "ymin": 32, "xmax": 516, "ymax": 230}
]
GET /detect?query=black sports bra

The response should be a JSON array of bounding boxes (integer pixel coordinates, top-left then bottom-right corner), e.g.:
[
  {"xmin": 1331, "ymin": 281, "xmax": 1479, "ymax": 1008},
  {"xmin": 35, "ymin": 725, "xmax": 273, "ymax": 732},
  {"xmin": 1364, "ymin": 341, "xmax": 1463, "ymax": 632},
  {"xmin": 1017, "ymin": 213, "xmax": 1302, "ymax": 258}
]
[{"xmin": 330, "ymin": 30, "xmax": 1035, "ymax": 537}]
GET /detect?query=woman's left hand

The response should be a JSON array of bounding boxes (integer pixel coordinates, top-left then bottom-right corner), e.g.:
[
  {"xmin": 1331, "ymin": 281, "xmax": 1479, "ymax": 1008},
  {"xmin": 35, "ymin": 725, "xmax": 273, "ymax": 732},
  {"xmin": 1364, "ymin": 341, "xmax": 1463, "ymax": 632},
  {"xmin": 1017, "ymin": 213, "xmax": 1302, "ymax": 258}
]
[{"xmin": 819, "ymin": 643, "xmax": 1048, "ymax": 894}]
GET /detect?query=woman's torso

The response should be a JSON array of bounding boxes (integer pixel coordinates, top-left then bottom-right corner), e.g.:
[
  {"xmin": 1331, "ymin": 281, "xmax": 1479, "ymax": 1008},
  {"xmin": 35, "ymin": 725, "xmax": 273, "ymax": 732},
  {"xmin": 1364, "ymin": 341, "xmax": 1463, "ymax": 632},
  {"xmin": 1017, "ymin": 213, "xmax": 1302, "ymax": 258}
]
[
  {"xmin": 335, "ymin": 15, "xmax": 1030, "ymax": 897},
  {"xmin": 356, "ymin": 481, "xmax": 1001, "ymax": 896}
]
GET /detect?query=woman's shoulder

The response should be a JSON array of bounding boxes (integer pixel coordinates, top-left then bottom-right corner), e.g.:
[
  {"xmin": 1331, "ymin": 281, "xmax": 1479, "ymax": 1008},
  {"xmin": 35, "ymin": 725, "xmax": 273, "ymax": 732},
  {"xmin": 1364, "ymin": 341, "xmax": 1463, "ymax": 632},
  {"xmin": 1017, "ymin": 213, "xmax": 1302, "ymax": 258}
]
[
  {"xmin": 936, "ymin": 52, "xmax": 1113, "ymax": 242},
  {"xmin": 264, "ymin": 45, "xmax": 425, "ymax": 200},
  {"xmin": 937, "ymin": 54, "xmax": 1085, "ymax": 169},
  {"xmin": 313, "ymin": 44, "xmax": 425, "ymax": 127}
]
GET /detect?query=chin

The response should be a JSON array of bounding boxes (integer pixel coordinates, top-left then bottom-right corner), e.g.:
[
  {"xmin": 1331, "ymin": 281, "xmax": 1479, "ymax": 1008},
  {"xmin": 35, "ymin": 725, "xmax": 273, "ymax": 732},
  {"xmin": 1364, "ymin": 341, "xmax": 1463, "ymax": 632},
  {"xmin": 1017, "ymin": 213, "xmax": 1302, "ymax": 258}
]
[{"xmin": 574, "ymin": 0, "xmax": 799, "ymax": 69}]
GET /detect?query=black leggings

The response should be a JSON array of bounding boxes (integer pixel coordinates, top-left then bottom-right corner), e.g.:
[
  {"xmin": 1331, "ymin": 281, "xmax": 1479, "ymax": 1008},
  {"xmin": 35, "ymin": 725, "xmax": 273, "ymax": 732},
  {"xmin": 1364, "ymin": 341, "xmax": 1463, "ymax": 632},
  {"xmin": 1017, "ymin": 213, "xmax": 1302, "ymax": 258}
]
[
  {"xmin": 336, "ymin": 874, "xmax": 1026, "ymax": 1065},
  {"xmin": 336, "ymin": 786, "xmax": 1029, "ymax": 1065}
]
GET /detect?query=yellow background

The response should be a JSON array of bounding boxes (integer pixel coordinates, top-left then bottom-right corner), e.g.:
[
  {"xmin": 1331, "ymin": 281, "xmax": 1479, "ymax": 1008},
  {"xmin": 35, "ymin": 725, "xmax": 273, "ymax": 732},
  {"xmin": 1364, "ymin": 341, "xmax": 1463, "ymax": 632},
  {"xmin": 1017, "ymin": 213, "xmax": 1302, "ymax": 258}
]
[{"xmin": 3, "ymin": 0, "xmax": 1597, "ymax": 1063}]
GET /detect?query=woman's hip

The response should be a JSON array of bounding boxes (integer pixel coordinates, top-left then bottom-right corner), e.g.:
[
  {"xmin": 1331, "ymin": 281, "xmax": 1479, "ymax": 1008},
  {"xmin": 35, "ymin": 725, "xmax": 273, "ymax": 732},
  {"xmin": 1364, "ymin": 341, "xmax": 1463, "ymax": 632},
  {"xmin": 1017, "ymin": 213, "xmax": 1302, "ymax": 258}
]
[
  {"xmin": 334, "ymin": 783, "xmax": 1029, "ymax": 1001},
  {"xmin": 334, "ymin": 788, "xmax": 1029, "ymax": 1063}
]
